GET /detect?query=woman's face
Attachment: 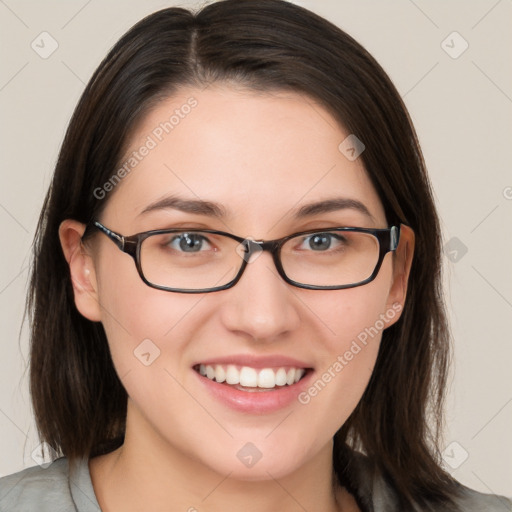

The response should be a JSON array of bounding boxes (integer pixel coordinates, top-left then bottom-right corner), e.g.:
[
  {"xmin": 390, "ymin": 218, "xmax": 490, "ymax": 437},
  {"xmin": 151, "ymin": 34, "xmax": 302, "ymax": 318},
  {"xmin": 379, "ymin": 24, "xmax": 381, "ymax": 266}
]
[{"xmin": 64, "ymin": 84, "xmax": 411, "ymax": 480}]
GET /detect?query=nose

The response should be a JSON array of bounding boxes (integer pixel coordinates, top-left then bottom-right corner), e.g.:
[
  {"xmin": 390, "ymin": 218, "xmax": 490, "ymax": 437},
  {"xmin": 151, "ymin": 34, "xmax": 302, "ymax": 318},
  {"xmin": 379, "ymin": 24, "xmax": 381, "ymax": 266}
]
[{"xmin": 219, "ymin": 249, "xmax": 301, "ymax": 341}]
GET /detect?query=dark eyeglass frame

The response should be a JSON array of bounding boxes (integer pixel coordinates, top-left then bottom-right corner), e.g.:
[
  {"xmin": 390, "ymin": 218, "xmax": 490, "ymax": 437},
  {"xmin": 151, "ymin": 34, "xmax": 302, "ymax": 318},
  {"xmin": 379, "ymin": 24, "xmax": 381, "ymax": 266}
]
[{"xmin": 82, "ymin": 221, "xmax": 401, "ymax": 293}]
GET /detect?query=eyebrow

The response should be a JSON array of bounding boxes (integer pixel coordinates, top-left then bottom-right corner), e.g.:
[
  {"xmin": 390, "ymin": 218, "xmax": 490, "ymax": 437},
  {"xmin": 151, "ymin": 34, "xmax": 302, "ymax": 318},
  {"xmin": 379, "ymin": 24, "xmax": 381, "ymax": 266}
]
[
  {"xmin": 295, "ymin": 197, "xmax": 374, "ymax": 221},
  {"xmin": 138, "ymin": 195, "xmax": 374, "ymax": 221},
  {"xmin": 139, "ymin": 195, "xmax": 227, "ymax": 218}
]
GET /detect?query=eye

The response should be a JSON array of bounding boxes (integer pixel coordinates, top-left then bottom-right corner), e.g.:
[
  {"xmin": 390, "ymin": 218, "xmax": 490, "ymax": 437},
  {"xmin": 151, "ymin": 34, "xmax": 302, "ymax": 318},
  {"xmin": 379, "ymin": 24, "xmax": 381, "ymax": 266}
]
[
  {"xmin": 166, "ymin": 232, "xmax": 213, "ymax": 253},
  {"xmin": 297, "ymin": 232, "xmax": 347, "ymax": 252}
]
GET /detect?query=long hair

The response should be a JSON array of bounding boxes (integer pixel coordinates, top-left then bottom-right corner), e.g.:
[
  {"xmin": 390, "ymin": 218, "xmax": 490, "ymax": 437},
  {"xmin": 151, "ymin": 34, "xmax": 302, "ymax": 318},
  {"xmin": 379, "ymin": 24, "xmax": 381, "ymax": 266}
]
[{"xmin": 27, "ymin": 0, "xmax": 458, "ymax": 507}]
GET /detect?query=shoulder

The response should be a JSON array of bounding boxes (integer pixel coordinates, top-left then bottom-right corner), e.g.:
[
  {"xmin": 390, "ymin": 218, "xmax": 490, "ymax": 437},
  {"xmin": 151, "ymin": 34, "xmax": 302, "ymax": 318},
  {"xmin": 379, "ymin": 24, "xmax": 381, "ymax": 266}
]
[
  {"xmin": 0, "ymin": 458, "xmax": 73, "ymax": 511},
  {"xmin": 0, "ymin": 457, "xmax": 100, "ymax": 512},
  {"xmin": 341, "ymin": 449, "xmax": 512, "ymax": 511},
  {"xmin": 453, "ymin": 485, "xmax": 512, "ymax": 511}
]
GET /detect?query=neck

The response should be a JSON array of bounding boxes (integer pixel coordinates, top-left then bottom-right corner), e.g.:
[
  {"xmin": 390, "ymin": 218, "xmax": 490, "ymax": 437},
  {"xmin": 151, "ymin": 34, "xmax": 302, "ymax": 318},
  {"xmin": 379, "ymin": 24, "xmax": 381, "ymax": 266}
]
[{"xmin": 89, "ymin": 401, "xmax": 352, "ymax": 511}]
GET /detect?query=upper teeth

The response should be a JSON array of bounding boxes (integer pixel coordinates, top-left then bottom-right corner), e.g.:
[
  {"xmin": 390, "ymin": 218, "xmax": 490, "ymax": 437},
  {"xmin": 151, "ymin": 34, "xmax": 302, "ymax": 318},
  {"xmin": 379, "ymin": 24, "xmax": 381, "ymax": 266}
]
[{"xmin": 198, "ymin": 364, "xmax": 306, "ymax": 388}]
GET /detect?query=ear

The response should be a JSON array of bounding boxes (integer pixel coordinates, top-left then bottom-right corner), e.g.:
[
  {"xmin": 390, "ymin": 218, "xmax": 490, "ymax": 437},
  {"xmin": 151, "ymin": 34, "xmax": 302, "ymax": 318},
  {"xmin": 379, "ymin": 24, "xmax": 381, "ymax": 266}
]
[
  {"xmin": 385, "ymin": 224, "xmax": 415, "ymax": 324},
  {"xmin": 59, "ymin": 219, "xmax": 102, "ymax": 322}
]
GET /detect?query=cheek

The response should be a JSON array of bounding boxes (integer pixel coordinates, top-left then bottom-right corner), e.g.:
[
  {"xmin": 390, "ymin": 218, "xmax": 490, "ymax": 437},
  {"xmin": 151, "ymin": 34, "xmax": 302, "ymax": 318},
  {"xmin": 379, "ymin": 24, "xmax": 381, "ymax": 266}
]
[
  {"xmin": 94, "ymin": 252, "xmax": 200, "ymax": 378},
  {"xmin": 314, "ymin": 262, "xmax": 393, "ymax": 352},
  {"xmin": 96, "ymin": 270, "xmax": 205, "ymax": 445},
  {"xmin": 297, "ymin": 265, "xmax": 395, "ymax": 427}
]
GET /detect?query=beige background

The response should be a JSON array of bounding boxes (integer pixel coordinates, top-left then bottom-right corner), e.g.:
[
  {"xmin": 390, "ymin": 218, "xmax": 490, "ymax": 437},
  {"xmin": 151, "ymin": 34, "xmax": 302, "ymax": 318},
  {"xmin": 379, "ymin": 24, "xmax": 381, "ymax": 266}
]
[{"xmin": 1, "ymin": 0, "xmax": 511, "ymax": 497}]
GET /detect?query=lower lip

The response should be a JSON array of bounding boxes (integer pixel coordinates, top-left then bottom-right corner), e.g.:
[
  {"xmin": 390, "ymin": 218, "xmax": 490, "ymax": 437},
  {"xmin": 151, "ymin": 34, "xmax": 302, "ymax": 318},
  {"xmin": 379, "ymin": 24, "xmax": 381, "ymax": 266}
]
[{"xmin": 194, "ymin": 369, "xmax": 313, "ymax": 414}]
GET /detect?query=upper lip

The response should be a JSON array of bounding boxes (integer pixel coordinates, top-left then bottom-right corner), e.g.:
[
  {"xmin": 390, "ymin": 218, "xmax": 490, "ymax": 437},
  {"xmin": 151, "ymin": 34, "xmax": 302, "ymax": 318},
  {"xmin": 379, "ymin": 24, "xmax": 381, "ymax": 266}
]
[{"xmin": 192, "ymin": 354, "xmax": 313, "ymax": 369}]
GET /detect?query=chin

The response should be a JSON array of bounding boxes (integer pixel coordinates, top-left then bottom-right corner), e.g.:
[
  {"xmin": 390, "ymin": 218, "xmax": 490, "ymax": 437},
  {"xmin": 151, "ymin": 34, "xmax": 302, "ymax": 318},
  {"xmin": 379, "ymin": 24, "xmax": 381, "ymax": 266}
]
[
  {"xmin": 212, "ymin": 456, "xmax": 305, "ymax": 482},
  {"xmin": 195, "ymin": 437, "xmax": 313, "ymax": 482}
]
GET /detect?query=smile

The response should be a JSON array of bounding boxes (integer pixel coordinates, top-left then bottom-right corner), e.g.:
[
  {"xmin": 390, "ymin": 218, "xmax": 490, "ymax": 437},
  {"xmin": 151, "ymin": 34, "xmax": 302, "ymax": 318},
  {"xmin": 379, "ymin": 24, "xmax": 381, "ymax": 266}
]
[{"xmin": 193, "ymin": 364, "xmax": 308, "ymax": 390}]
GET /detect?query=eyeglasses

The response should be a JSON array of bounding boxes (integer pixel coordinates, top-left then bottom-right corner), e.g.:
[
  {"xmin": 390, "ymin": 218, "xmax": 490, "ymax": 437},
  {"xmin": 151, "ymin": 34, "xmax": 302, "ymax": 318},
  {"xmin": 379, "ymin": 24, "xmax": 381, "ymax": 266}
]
[{"xmin": 83, "ymin": 221, "xmax": 400, "ymax": 293}]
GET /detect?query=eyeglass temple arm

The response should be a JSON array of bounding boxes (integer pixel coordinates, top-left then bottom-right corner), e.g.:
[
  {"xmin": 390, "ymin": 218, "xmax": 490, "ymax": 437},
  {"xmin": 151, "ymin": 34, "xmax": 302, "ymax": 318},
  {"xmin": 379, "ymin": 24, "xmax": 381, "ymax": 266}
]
[
  {"xmin": 390, "ymin": 225, "xmax": 400, "ymax": 251},
  {"xmin": 89, "ymin": 221, "xmax": 125, "ymax": 250}
]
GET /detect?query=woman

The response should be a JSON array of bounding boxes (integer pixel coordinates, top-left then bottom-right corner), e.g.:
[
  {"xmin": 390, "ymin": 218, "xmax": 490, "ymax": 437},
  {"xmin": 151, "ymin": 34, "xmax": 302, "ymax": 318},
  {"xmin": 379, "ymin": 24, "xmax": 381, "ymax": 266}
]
[{"xmin": 0, "ymin": 0, "xmax": 509, "ymax": 510}]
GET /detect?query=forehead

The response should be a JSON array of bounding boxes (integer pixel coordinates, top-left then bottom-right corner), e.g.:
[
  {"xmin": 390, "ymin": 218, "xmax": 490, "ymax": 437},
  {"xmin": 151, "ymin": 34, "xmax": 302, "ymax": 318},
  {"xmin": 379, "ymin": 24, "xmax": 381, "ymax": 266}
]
[{"xmin": 103, "ymin": 84, "xmax": 386, "ymax": 232}]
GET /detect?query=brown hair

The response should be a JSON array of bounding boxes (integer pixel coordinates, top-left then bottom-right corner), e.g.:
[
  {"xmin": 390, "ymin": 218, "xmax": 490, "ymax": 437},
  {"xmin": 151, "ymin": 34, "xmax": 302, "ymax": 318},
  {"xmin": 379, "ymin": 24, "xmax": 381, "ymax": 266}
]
[{"xmin": 27, "ymin": 0, "xmax": 459, "ymax": 508}]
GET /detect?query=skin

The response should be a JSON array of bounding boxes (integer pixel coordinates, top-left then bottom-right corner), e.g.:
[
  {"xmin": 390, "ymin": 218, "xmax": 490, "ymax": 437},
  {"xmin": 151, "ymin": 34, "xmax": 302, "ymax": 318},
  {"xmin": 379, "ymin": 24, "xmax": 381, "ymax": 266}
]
[{"xmin": 59, "ymin": 84, "xmax": 414, "ymax": 512}]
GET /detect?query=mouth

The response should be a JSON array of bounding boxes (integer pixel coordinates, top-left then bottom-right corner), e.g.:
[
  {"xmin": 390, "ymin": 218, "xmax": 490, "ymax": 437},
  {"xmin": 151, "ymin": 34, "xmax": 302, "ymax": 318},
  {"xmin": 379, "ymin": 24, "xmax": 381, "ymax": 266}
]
[{"xmin": 192, "ymin": 363, "xmax": 311, "ymax": 392}]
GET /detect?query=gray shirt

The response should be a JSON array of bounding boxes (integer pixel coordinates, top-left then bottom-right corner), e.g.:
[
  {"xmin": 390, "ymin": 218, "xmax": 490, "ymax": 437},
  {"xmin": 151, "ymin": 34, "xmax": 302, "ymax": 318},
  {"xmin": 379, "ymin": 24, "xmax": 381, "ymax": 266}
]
[{"xmin": 0, "ymin": 455, "xmax": 510, "ymax": 511}]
